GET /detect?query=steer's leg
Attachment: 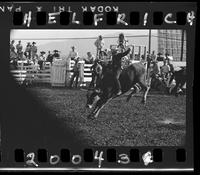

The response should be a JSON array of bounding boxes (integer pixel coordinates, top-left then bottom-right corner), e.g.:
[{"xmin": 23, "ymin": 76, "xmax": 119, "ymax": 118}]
[
  {"xmin": 88, "ymin": 96, "xmax": 108, "ymax": 119},
  {"xmin": 138, "ymin": 76, "xmax": 150, "ymax": 104},
  {"xmin": 126, "ymin": 83, "xmax": 141, "ymax": 102}
]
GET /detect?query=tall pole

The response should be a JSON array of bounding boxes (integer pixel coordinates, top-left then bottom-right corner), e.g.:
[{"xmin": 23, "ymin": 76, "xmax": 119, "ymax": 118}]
[
  {"xmin": 148, "ymin": 29, "xmax": 151, "ymax": 54},
  {"xmin": 180, "ymin": 30, "xmax": 184, "ymax": 61},
  {"xmin": 166, "ymin": 29, "xmax": 168, "ymax": 54}
]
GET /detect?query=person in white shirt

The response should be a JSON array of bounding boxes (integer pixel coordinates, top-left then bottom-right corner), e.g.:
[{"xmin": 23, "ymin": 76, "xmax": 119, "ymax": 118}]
[
  {"xmin": 68, "ymin": 46, "xmax": 79, "ymax": 61},
  {"xmin": 94, "ymin": 35, "xmax": 105, "ymax": 59},
  {"xmin": 117, "ymin": 33, "xmax": 128, "ymax": 52},
  {"xmin": 84, "ymin": 52, "xmax": 95, "ymax": 64},
  {"xmin": 38, "ymin": 51, "xmax": 46, "ymax": 70},
  {"xmin": 160, "ymin": 59, "xmax": 170, "ymax": 84}
]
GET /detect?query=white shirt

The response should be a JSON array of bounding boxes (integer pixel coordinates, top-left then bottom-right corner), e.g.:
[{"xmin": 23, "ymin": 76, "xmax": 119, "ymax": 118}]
[
  {"xmin": 94, "ymin": 39, "xmax": 105, "ymax": 50},
  {"xmin": 68, "ymin": 51, "xmax": 78, "ymax": 59}
]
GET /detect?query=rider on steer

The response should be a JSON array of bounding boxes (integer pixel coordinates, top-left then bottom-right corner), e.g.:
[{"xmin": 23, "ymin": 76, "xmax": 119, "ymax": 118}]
[
  {"xmin": 112, "ymin": 47, "xmax": 131, "ymax": 96},
  {"xmin": 89, "ymin": 59, "xmax": 102, "ymax": 88}
]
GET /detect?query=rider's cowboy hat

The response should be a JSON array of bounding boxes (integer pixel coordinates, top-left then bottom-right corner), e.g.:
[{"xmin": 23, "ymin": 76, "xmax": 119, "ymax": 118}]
[
  {"xmin": 53, "ymin": 50, "xmax": 59, "ymax": 52},
  {"xmin": 40, "ymin": 51, "xmax": 46, "ymax": 54},
  {"xmin": 71, "ymin": 46, "xmax": 76, "ymax": 49},
  {"xmin": 32, "ymin": 42, "xmax": 36, "ymax": 44}
]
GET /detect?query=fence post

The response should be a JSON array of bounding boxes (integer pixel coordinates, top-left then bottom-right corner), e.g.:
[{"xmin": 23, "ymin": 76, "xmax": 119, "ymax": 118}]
[
  {"xmin": 132, "ymin": 45, "xmax": 135, "ymax": 60},
  {"xmin": 144, "ymin": 46, "xmax": 147, "ymax": 60},
  {"xmin": 138, "ymin": 46, "xmax": 141, "ymax": 60},
  {"xmin": 65, "ymin": 58, "xmax": 71, "ymax": 87},
  {"xmin": 79, "ymin": 60, "xmax": 85, "ymax": 86}
]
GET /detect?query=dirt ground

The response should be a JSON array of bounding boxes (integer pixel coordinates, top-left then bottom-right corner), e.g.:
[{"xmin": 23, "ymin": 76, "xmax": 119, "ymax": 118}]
[{"xmin": 28, "ymin": 87, "xmax": 186, "ymax": 146}]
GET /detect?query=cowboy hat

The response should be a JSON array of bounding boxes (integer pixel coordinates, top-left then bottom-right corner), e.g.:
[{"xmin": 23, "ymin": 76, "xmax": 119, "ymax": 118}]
[
  {"xmin": 40, "ymin": 51, "xmax": 46, "ymax": 54},
  {"xmin": 32, "ymin": 42, "xmax": 36, "ymax": 44},
  {"xmin": 53, "ymin": 50, "xmax": 59, "ymax": 52}
]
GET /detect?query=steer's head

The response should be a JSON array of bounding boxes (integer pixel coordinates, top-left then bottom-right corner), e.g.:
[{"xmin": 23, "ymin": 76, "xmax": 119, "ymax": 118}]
[{"xmin": 86, "ymin": 89, "xmax": 100, "ymax": 109}]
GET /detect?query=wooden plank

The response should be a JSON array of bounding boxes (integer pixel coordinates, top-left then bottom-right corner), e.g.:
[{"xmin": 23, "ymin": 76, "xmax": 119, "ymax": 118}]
[
  {"xmin": 34, "ymin": 73, "xmax": 51, "ymax": 77},
  {"xmin": 84, "ymin": 73, "xmax": 92, "ymax": 76},
  {"xmin": 84, "ymin": 77, "xmax": 92, "ymax": 82},
  {"xmin": 10, "ymin": 70, "xmax": 27, "ymax": 73}
]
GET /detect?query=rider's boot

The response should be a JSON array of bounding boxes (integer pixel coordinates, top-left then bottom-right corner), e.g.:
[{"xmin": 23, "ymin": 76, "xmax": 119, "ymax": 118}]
[{"xmin": 116, "ymin": 90, "xmax": 122, "ymax": 96}]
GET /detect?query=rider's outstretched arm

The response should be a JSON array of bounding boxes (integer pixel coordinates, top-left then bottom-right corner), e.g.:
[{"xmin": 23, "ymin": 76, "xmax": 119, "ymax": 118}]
[{"xmin": 118, "ymin": 48, "xmax": 131, "ymax": 58}]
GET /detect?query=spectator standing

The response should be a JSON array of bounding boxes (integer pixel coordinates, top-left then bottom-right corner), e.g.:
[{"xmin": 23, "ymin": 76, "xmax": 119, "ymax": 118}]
[
  {"xmin": 167, "ymin": 57, "xmax": 175, "ymax": 87},
  {"xmin": 84, "ymin": 52, "xmax": 95, "ymax": 64},
  {"xmin": 31, "ymin": 42, "xmax": 37, "ymax": 60},
  {"xmin": 24, "ymin": 42, "xmax": 32, "ymax": 60},
  {"xmin": 69, "ymin": 57, "xmax": 81, "ymax": 88},
  {"xmin": 10, "ymin": 40, "xmax": 17, "ymax": 60},
  {"xmin": 46, "ymin": 51, "xmax": 54, "ymax": 64},
  {"xmin": 38, "ymin": 51, "xmax": 46, "ymax": 70},
  {"xmin": 16, "ymin": 40, "xmax": 23, "ymax": 60},
  {"xmin": 52, "ymin": 50, "xmax": 60, "ymax": 61},
  {"xmin": 67, "ymin": 46, "xmax": 79, "ymax": 61},
  {"xmin": 117, "ymin": 33, "xmax": 128, "ymax": 52},
  {"xmin": 151, "ymin": 50, "xmax": 156, "ymax": 61},
  {"xmin": 160, "ymin": 59, "xmax": 170, "ymax": 85},
  {"xmin": 94, "ymin": 35, "xmax": 105, "ymax": 59}
]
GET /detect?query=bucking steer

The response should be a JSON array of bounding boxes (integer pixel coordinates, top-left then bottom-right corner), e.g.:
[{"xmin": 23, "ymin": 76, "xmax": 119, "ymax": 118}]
[{"xmin": 86, "ymin": 62, "xmax": 150, "ymax": 119}]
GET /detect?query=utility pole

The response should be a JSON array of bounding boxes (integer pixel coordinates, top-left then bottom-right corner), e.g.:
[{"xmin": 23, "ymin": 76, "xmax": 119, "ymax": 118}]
[
  {"xmin": 148, "ymin": 29, "xmax": 151, "ymax": 54},
  {"xmin": 180, "ymin": 30, "xmax": 184, "ymax": 61}
]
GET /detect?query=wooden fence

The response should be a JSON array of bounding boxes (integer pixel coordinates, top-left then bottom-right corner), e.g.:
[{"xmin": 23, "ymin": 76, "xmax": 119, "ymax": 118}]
[
  {"xmin": 10, "ymin": 60, "xmax": 186, "ymax": 86},
  {"xmin": 11, "ymin": 61, "xmax": 93, "ymax": 86}
]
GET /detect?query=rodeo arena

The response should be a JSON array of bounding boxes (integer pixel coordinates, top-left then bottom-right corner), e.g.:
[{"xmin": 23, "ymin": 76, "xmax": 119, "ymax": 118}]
[{"xmin": 9, "ymin": 30, "xmax": 186, "ymax": 146}]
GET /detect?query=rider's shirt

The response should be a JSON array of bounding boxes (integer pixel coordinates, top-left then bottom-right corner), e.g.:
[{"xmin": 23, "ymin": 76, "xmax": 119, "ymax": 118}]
[
  {"xmin": 94, "ymin": 39, "xmax": 105, "ymax": 50},
  {"xmin": 112, "ymin": 48, "xmax": 131, "ymax": 70},
  {"xmin": 117, "ymin": 38, "xmax": 128, "ymax": 47}
]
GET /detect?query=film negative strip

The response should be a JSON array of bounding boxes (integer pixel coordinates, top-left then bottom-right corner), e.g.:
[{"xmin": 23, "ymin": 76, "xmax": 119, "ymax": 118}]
[{"xmin": 0, "ymin": 1, "xmax": 198, "ymax": 172}]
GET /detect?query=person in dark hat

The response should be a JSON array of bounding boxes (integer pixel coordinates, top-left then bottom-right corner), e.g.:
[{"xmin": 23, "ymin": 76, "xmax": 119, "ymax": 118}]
[
  {"xmin": 46, "ymin": 51, "xmax": 54, "ymax": 64},
  {"xmin": 38, "ymin": 51, "xmax": 46, "ymax": 70},
  {"xmin": 31, "ymin": 41, "xmax": 37, "ymax": 60},
  {"xmin": 157, "ymin": 52, "xmax": 163, "ymax": 61},
  {"xmin": 52, "ymin": 50, "xmax": 60, "ymax": 60}
]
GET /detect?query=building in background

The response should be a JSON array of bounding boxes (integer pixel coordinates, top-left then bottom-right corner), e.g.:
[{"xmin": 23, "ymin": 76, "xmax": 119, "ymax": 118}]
[{"xmin": 156, "ymin": 30, "xmax": 186, "ymax": 61}]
